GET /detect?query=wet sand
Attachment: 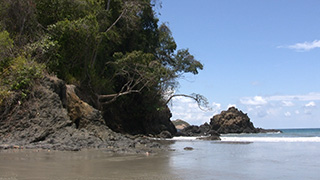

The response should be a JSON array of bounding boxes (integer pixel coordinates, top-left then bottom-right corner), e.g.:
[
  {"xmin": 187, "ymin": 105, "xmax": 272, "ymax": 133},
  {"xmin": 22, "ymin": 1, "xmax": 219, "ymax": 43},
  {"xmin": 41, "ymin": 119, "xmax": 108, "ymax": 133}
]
[
  {"xmin": 0, "ymin": 149, "xmax": 180, "ymax": 180},
  {"xmin": 2, "ymin": 140, "xmax": 320, "ymax": 180}
]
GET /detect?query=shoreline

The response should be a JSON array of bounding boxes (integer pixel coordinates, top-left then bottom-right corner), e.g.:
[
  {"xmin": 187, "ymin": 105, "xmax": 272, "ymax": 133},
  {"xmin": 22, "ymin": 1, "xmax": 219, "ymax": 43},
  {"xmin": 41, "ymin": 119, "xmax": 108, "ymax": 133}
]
[{"xmin": 0, "ymin": 137, "xmax": 171, "ymax": 154}]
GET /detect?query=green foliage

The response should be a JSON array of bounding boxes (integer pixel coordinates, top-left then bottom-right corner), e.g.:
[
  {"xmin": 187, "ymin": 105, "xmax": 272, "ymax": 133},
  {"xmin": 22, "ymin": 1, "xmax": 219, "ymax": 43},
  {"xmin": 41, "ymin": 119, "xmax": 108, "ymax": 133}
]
[
  {"xmin": 0, "ymin": 0, "xmax": 206, "ymax": 132},
  {"xmin": 0, "ymin": 30, "xmax": 13, "ymax": 71},
  {"xmin": 35, "ymin": 0, "xmax": 102, "ymax": 27},
  {"xmin": 157, "ymin": 23, "xmax": 177, "ymax": 66},
  {"xmin": 0, "ymin": 0, "xmax": 40, "ymax": 46},
  {"xmin": 174, "ymin": 49, "xmax": 203, "ymax": 75},
  {"xmin": 47, "ymin": 15, "xmax": 99, "ymax": 83},
  {"xmin": 0, "ymin": 55, "xmax": 44, "ymax": 105},
  {"xmin": 26, "ymin": 35, "xmax": 60, "ymax": 72}
]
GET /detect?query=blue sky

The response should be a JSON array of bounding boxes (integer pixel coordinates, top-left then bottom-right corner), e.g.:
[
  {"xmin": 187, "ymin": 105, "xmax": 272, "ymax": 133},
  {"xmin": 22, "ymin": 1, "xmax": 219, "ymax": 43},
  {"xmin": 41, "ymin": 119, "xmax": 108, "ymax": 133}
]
[{"xmin": 157, "ymin": 0, "xmax": 320, "ymax": 128}]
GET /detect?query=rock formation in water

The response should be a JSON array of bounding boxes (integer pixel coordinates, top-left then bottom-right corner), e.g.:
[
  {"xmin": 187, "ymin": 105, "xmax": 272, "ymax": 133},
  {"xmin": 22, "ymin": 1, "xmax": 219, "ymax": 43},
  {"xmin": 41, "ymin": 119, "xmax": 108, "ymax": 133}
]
[
  {"xmin": 172, "ymin": 119, "xmax": 190, "ymax": 130},
  {"xmin": 210, "ymin": 107, "xmax": 258, "ymax": 134},
  {"xmin": 175, "ymin": 123, "xmax": 221, "ymax": 140},
  {"xmin": 209, "ymin": 107, "xmax": 281, "ymax": 134}
]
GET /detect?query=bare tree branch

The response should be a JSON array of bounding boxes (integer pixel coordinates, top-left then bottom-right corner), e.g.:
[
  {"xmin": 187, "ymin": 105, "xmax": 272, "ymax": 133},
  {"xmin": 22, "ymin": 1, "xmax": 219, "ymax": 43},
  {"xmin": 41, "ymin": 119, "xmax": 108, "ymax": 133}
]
[
  {"xmin": 98, "ymin": 56, "xmax": 158, "ymax": 105},
  {"xmin": 165, "ymin": 93, "xmax": 211, "ymax": 111}
]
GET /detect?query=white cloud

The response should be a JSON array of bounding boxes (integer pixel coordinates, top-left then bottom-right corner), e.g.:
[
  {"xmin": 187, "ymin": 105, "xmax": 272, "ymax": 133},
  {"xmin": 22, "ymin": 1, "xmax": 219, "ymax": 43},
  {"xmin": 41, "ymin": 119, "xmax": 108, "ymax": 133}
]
[
  {"xmin": 279, "ymin": 40, "xmax": 320, "ymax": 51},
  {"xmin": 284, "ymin": 112, "xmax": 291, "ymax": 117},
  {"xmin": 169, "ymin": 96, "xmax": 220, "ymax": 125},
  {"xmin": 267, "ymin": 93, "xmax": 320, "ymax": 101},
  {"xmin": 240, "ymin": 96, "xmax": 268, "ymax": 105},
  {"xmin": 239, "ymin": 92, "xmax": 320, "ymax": 120},
  {"xmin": 212, "ymin": 102, "xmax": 222, "ymax": 111},
  {"xmin": 305, "ymin": 101, "xmax": 316, "ymax": 107},
  {"xmin": 239, "ymin": 93, "xmax": 320, "ymax": 106},
  {"xmin": 303, "ymin": 101, "xmax": 316, "ymax": 115},
  {"xmin": 282, "ymin": 101, "xmax": 294, "ymax": 107}
]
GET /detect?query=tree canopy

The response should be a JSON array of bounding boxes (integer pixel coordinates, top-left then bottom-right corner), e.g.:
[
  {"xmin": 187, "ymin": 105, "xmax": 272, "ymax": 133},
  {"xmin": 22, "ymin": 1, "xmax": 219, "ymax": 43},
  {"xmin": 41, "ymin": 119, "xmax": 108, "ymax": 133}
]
[{"xmin": 0, "ymin": 0, "xmax": 206, "ymax": 134}]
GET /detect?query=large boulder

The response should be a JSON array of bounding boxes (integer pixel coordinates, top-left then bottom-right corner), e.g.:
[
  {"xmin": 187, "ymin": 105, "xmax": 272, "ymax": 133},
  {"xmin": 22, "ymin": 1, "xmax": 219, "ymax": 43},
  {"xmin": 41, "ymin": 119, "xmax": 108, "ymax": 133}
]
[
  {"xmin": 210, "ymin": 107, "xmax": 259, "ymax": 134},
  {"xmin": 172, "ymin": 119, "xmax": 190, "ymax": 131}
]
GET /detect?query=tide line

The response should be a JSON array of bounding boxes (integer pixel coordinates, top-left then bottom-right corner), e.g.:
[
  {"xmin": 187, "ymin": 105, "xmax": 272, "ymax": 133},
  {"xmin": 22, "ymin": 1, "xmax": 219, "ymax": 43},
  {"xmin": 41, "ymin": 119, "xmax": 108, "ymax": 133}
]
[{"xmin": 220, "ymin": 137, "xmax": 320, "ymax": 142}]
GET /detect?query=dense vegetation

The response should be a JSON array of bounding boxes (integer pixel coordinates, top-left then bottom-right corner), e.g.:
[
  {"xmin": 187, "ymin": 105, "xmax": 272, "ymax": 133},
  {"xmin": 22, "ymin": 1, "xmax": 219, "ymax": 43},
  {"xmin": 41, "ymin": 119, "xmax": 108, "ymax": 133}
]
[{"xmin": 0, "ymin": 0, "xmax": 204, "ymax": 134}]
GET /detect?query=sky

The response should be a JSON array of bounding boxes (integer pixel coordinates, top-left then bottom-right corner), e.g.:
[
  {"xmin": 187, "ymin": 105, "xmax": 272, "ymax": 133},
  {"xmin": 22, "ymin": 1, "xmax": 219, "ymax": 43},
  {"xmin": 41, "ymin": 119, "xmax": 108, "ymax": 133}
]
[{"xmin": 157, "ymin": 0, "xmax": 320, "ymax": 129}]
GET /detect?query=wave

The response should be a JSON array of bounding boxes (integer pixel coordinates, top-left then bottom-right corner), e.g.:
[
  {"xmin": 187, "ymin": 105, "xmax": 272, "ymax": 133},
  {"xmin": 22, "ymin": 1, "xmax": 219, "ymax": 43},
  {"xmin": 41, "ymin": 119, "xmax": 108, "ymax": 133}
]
[
  {"xmin": 220, "ymin": 137, "xmax": 320, "ymax": 142},
  {"xmin": 170, "ymin": 136, "xmax": 200, "ymax": 141}
]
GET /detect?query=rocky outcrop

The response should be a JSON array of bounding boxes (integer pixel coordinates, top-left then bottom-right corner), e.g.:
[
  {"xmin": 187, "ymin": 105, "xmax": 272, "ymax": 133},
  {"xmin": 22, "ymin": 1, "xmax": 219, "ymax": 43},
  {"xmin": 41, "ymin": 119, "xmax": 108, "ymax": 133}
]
[
  {"xmin": 0, "ymin": 76, "xmax": 164, "ymax": 153},
  {"xmin": 158, "ymin": 131, "xmax": 173, "ymax": 138},
  {"xmin": 174, "ymin": 107, "xmax": 280, "ymax": 138},
  {"xmin": 175, "ymin": 123, "xmax": 221, "ymax": 140},
  {"xmin": 172, "ymin": 119, "xmax": 190, "ymax": 130},
  {"xmin": 210, "ymin": 107, "xmax": 259, "ymax": 134},
  {"xmin": 103, "ymin": 99, "xmax": 177, "ymax": 137}
]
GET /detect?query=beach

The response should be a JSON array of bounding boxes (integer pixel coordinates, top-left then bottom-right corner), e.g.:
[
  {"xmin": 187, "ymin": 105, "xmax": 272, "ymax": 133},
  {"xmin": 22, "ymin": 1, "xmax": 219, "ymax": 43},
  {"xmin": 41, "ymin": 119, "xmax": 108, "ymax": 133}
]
[{"xmin": 1, "ymin": 128, "xmax": 320, "ymax": 180}]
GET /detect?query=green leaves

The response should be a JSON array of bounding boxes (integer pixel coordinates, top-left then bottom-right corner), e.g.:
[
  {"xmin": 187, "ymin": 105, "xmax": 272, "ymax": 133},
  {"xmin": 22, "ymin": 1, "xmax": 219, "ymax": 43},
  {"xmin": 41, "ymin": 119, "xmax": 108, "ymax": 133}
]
[
  {"xmin": 47, "ymin": 15, "xmax": 99, "ymax": 83},
  {"xmin": 0, "ymin": 31, "xmax": 13, "ymax": 49},
  {"xmin": 0, "ymin": 55, "xmax": 44, "ymax": 105},
  {"xmin": 156, "ymin": 24, "xmax": 203, "ymax": 75},
  {"xmin": 0, "ymin": 31, "xmax": 13, "ymax": 71},
  {"xmin": 174, "ymin": 49, "xmax": 203, "ymax": 75},
  {"xmin": 35, "ymin": 0, "xmax": 102, "ymax": 27},
  {"xmin": 0, "ymin": 0, "xmax": 205, "ymax": 114}
]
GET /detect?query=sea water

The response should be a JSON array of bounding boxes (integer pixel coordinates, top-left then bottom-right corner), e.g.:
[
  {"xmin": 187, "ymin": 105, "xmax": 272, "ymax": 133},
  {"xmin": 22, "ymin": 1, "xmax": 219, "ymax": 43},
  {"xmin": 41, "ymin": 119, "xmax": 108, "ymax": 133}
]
[
  {"xmin": 0, "ymin": 128, "xmax": 319, "ymax": 180},
  {"xmin": 169, "ymin": 128, "xmax": 320, "ymax": 180},
  {"xmin": 220, "ymin": 128, "xmax": 320, "ymax": 142}
]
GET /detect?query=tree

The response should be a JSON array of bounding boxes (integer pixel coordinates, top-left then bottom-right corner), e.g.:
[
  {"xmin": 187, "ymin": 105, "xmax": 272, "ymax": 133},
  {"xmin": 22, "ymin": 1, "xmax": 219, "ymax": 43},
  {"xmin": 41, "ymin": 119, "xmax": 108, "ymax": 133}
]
[
  {"xmin": 0, "ymin": 0, "xmax": 207, "ymax": 135},
  {"xmin": 98, "ymin": 51, "xmax": 164, "ymax": 104},
  {"xmin": 0, "ymin": 31, "xmax": 13, "ymax": 70},
  {"xmin": 0, "ymin": 0, "xmax": 40, "ymax": 46}
]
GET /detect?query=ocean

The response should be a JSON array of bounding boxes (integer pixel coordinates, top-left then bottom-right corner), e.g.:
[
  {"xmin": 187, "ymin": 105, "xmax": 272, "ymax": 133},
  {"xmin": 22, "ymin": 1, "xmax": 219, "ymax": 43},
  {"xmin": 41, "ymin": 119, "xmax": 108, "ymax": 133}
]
[
  {"xmin": 169, "ymin": 128, "xmax": 320, "ymax": 180},
  {"xmin": 0, "ymin": 128, "xmax": 319, "ymax": 180}
]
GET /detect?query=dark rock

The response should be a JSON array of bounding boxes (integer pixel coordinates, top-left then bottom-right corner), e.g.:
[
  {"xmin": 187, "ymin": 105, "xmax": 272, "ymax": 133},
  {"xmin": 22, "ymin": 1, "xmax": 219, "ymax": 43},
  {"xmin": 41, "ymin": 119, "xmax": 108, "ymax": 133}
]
[
  {"xmin": 176, "ymin": 123, "xmax": 218, "ymax": 137},
  {"xmin": 180, "ymin": 125, "xmax": 201, "ymax": 136},
  {"xmin": 210, "ymin": 107, "xmax": 259, "ymax": 134},
  {"xmin": 208, "ymin": 130, "xmax": 220, "ymax": 137},
  {"xmin": 158, "ymin": 131, "xmax": 173, "ymax": 138},
  {"xmin": 184, "ymin": 147, "xmax": 194, "ymax": 151},
  {"xmin": 0, "ymin": 75, "xmax": 167, "ymax": 153},
  {"xmin": 103, "ymin": 97, "xmax": 177, "ymax": 136},
  {"xmin": 199, "ymin": 123, "xmax": 212, "ymax": 135},
  {"xmin": 197, "ymin": 135, "xmax": 221, "ymax": 141}
]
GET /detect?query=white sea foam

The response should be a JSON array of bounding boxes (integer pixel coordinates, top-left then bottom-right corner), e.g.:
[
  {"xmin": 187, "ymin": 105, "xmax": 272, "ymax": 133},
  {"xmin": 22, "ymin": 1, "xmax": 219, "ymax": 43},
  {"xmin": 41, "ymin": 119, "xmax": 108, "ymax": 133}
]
[
  {"xmin": 151, "ymin": 136, "xmax": 201, "ymax": 141},
  {"xmin": 220, "ymin": 137, "xmax": 320, "ymax": 142},
  {"xmin": 170, "ymin": 136, "xmax": 200, "ymax": 141}
]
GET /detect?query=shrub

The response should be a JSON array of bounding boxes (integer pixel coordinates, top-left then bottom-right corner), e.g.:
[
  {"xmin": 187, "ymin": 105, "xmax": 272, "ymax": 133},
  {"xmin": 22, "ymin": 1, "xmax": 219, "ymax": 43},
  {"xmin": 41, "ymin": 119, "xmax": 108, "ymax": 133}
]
[{"xmin": 0, "ymin": 55, "xmax": 44, "ymax": 105}]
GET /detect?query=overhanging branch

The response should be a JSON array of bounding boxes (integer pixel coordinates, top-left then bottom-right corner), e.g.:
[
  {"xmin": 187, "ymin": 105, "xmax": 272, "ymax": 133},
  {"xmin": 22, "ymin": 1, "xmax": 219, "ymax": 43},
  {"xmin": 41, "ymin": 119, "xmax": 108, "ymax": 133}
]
[{"xmin": 165, "ymin": 93, "xmax": 211, "ymax": 111}]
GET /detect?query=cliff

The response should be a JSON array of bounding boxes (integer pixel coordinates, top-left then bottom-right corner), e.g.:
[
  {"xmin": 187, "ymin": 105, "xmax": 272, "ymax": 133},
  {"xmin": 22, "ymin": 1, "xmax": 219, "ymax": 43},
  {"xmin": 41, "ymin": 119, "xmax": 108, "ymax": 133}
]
[{"xmin": 0, "ymin": 76, "xmax": 167, "ymax": 152}]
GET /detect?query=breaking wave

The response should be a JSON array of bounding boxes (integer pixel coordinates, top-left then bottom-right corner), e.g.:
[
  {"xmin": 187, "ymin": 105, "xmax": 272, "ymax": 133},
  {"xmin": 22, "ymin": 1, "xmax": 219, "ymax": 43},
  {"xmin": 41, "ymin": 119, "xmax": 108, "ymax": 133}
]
[{"xmin": 220, "ymin": 136, "xmax": 320, "ymax": 142}]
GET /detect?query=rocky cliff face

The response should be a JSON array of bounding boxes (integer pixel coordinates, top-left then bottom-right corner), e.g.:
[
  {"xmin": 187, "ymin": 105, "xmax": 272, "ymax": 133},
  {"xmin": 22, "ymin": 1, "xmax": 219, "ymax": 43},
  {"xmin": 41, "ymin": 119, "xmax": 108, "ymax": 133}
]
[
  {"xmin": 103, "ymin": 96, "xmax": 177, "ymax": 137},
  {"xmin": 0, "ymin": 76, "xmax": 165, "ymax": 152},
  {"xmin": 210, "ymin": 107, "xmax": 259, "ymax": 134}
]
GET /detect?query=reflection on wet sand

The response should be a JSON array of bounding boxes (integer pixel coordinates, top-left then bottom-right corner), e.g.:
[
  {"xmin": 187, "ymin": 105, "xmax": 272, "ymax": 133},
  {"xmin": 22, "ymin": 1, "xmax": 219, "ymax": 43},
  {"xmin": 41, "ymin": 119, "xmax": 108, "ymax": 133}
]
[{"xmin": 0, "ymin": 149, "xmax": 181, "ymax": 180}]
